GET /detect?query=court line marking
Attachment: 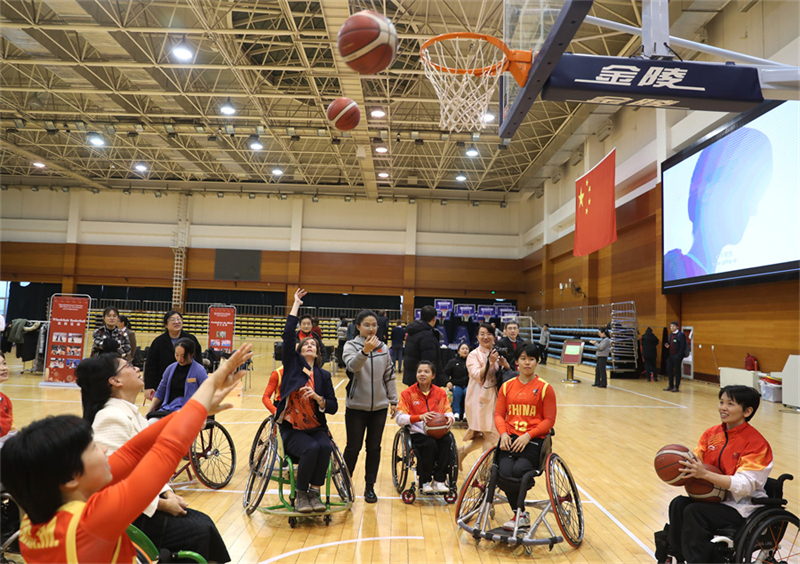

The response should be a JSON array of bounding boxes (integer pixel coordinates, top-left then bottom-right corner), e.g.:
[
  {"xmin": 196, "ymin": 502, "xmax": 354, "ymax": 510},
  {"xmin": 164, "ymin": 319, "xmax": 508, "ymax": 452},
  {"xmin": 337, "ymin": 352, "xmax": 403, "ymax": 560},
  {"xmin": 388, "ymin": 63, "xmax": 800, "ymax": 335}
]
[
  {"xmin": 258, "ymin": 536, "xmax": 425, "ymax": 564},
  {"xmin": 577, "ymin": 484, "xmax": 655, "ymax": 558},
  {"xmin": 10, "ymin": 398, "xmax": 81, "ymax": 403},
  {"xmin": 334, "ymin": 379, "xmax": 346, "ymax": 390},
  {"xmin": 570, "ymin": 375, "xmax": 687, "ymax": 408}
]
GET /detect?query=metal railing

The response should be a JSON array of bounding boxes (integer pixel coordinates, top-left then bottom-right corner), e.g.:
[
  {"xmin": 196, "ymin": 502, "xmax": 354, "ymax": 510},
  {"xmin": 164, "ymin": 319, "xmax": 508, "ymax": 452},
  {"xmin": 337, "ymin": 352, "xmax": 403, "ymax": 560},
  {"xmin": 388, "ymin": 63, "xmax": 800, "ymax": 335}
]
[{"xmin": 525, "ymin": 303, "xmax": 616, "ymax": 328}]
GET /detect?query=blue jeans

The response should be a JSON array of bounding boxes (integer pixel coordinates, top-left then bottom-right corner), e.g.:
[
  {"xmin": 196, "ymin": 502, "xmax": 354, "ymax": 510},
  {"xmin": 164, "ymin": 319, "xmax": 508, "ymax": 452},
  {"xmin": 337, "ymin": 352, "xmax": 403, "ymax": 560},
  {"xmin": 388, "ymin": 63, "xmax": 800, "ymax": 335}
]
[{"xmin": 450, "ymin": 385, "xmax": 466, "ymax": 417}]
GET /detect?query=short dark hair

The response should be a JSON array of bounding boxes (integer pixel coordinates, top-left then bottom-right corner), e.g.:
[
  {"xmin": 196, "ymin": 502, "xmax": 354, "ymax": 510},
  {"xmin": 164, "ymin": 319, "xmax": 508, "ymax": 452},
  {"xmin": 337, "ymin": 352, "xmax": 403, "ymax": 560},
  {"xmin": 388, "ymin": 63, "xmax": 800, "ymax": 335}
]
[
  {"xmin": 102, "ymin": 306, "xmax": 119, "ymax": 318},
  {"xmin": 720, "ymin": 385, "xmax": 761, "ymax": 422},
  {"xmin": 670, "ymin": 321, "xmax": 680, "ymax": 327},
  {"xmin": 0, "ymin": 415, "xmax": 93, "ymax": 524},
  {"xmin": 543, "ymin": 324, "xmax": 550, "ymax": 328},
  {"xmin": 118, "ymin": 315, "xmax": 131, "ymax": 330},
  {"xmin": 478, "ymin": 322, "xmax": 495, "ymax": 338},
  {"xmin": 77, "ymin": 354, "xmax": 120, "ymax": 424},
  {"xmin": 516, "ymin": 343, "xmax": 540, "ymax": 362},
  {"xmin": 163, "ymin": 310, "xmax": 182, "ymax": 326},
  {"xmin": 101, "ymin": 337, "xmax": 120, "ymax": 354},
  {"xmin": 355, "ymin": 309, "xmax": 378, "ymax": 326},
  {"xmin": 598, "ymin": 327, "xmax": 609, "ymax": 337},
  {"xmin": 420, "ymin": 305, "xmax": 437, "ymax": 323},
  {"xmin": 505, "ymin": 320, "xmax": 519, "ymax": 329},
  {"xmin": 297, "ymin": 336, "xmax": 322, "ymax": 367},
  {"xmin": 299, "ymin": 314, "xmax": 313, "ymax": 324},
  {"xmin": 417, "ymin": 360, "xmax": 436, "ymax": 376},
  {"xmin": 175, "ymin": 337, "xmax": 196, "ymax": 357}
]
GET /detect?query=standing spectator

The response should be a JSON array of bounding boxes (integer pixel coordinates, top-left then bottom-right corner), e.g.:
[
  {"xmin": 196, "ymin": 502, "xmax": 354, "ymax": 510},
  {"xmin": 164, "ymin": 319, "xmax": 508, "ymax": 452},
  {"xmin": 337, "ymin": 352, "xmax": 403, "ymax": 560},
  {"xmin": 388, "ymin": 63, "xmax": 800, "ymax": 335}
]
[
  {"xmin": 310, "ymin": 318, "xmax": 323, "ymax": 340},
  {"xmin": 664, "ymin": 321, "xmax": 687, "ymax": 392},
  {"xmin": 117, "ymin": 315, "xmax": 138, "ymax": 364},
  {"xmin": 492, "ymin": 322, "xmax": 503, "ymax": 339},
  {"xmin": 641, "ymin": 327, "xmax": 659, "ymax": 382},
  {"xmin": 590, "ymin": 328, "xmax": 611, "ymax": 388},
  {"xmin": 537, "ymin": 324, "xmax": 551, "ymax": 365},
  {"xmin": 390, "ymin": 321, "xmax": 406, "ymax": 373},
  {"xmin": 91, "ymin": 307, "xmax": 131, "ymax": 360},
  {"xmin": 496, "ymin": 320, "xmax": 525, "ymax": 367},
  {"xmin": 402, "ymin": 305, "xmax": 441, "ymax": 387},
  {"xmin": 346, "ymin": 318, "xmax": 357, "ymax": 341},
  {"xmin": 444, "ymin": 343, "xmax": 469, "ymax": 421},
  {"xmin": 336, "ymin": 317, "xmax": 348, "ymax": 368},
  {"xmin": 376, "ymin": 310, "xmax": 390, "ymax": 343},
  {"xmin": 458, "ymin": 323, "xmax": 508, "ymax": 469},
  {"xmin": 298, "ymin": 315, "xmax": 326, "ymax": 362},
  {"xmin": 342, "ymin": 310, "xmax": 397, "ymax": 504},
  {"xmin": 144, "ymin": 311, "xmax": 202, "ymax": 400}
]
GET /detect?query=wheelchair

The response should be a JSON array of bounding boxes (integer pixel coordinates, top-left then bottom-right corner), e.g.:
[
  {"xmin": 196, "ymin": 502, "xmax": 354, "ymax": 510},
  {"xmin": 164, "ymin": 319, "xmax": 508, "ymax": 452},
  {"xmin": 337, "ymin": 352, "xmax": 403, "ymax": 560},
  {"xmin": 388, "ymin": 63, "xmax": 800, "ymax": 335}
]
[
  {"xmin": 454, "ymin": 430, "xmax": 585, "ymax": 554},
  {"xmin": 242, "ymin": 416, "xmax": 354, "ymax": 527},
  {"xmin": 391, "ymin": 426, "xmax": 459, "ymax": 504},
  {"xmin": 658, "ymin": 473, "xmax": 798, "ymax": 564},
  {"xmin": 164, "ymin": 417, "xmax": 236, "ymax": 490},
  {"xmin": 127, "ymin": 523, "xmax": 206, "ymax": 564}
]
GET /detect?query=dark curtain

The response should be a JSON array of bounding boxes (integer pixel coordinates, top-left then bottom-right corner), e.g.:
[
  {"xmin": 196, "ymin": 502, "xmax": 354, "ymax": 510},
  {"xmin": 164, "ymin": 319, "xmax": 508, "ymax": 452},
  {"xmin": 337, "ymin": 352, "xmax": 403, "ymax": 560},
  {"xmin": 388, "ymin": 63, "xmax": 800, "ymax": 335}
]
[
  {"xmin": 6, "ymin": 282, "xmax": 61, "ymax": 321},
  {"xmin": 77, "ymin": 285, "xmax": 172, "ymax": 302}
]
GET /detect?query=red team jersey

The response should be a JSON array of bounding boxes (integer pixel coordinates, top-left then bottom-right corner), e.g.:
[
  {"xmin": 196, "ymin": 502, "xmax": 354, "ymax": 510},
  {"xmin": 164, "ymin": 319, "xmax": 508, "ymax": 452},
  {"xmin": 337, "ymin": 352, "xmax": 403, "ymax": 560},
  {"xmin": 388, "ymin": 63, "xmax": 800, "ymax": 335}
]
[{"xmin": 494, "ymin": 376, "xmax": 556, "ymax": 439}]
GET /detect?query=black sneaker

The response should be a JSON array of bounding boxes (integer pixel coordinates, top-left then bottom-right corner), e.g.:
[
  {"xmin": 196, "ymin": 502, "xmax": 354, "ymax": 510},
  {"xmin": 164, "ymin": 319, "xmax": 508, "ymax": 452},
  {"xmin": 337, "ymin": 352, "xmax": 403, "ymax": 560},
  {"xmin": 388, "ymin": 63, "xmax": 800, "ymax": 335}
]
[
  {"xmin": 364, "ymin": 484, "xmax": 378, "ymax": 504},
  {"xmin": 663, "ymin": 387, "xmax": 674, "ymax": 392}
]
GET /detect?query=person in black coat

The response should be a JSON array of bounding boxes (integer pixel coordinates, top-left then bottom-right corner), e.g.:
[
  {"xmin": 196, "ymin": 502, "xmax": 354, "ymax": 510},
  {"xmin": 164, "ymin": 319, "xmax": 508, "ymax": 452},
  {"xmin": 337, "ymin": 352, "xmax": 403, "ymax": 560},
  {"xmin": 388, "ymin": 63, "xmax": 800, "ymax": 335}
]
[
  {"xmin": 390, "ymin": 322, "xmax": 406, "ymax": 372},
  {"xmin": 376, "ymin": 310, "xmax": 390, "ymax": 343},
  {"xmin": 664, "ymin": 321, "xmax": 688, "ymax": 393},
  {"xmin": 641, "ymin": 327, "xmax": 660, "ymax": 382},
  {"xmin": 402, "ymin": 305, "xmax": 441, "ymax": 387},
  {"xmin": 495, "ymin": 320, "xmax": 525, "ymax": 368},
  {"xmin": 143, "ymin": 311, "xmax": 202, "ymax": 400},
  {"xmin": 444, "ymin": 343, "xmax": 470, "ymax": 421}
]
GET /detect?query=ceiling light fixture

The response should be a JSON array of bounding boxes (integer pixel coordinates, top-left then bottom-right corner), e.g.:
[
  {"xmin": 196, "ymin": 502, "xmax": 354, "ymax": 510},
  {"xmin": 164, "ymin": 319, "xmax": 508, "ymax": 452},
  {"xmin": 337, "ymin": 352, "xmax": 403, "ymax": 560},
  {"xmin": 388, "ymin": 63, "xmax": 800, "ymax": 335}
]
[
  {"xmin": 466, "ymin": 145, "xmax": 479, "ymax": 157},
  {"xmin": 500, "ymin": 200, "xmax": 508, "ymax": 208},
  {"xmin": 61, "ymin": 187, "xmax": 70, "ymax": 193},
  {"xmin": 87, "ymin": 132, "xmax": 105, "ymax": 146},
  {"xmin": 370, "ymin": 108, "xmax": 386, "ymax": 118},
  {"xmin": 441, "ymin": 199, "xmax": 448, "ymax": 205},
  {"xmin": 375, "ymin": 145, "xmax": 388, "ymax": 154},
  {"xmin": 482, "ymin": 112, "xmax": 495, "ymax": 123},
  {"xmin": 249, "ymin": 193, "xmax": 256, "ymax": 199},
  {"xmin": 30, "ymin": 186, "xmax": 39, "ymax": 192},
  {"xmin": 455, "ymin": 173, "xmax": 467, "ymax": 182},
  {"xmin": 91, "ymin": 188, "xmax": 100, "ymax": 194},
  {"xmin": 279, "ymin": 193, "xmax": 287, "ymax": 200},
  {"xmin": 344, "ymin": 195, "xmax": 352, "ymax": 202},
  {"xmin": 312, "ymin": 195, "xmax": 319, "ymax": 203},
  {"xmin": 134, "ymin": 163, "xmax": 148, "ymax": 172},
  {"xmin": 123, "ymin": 189, "xmax": 131, "ymax": 195},
  {"xmin": 408, "ymin": 198, "xmax": 416, "ymax": 204},
  {"xmin": 172, "ymin": 37, "xmax": 193, "ymax": 61},
  {"xmin": 248, "ymin": 135, "xmax": 263, "ymax": 150},
  {"xmin": 154, "ymin": 191, "xmax": 162, "ymax": 198},
  {"xmin": 472, "ymin": 201, "xmax": 480, "ymax": 207},
  {"xmin": 220, "ymin": 97, "xmax": 236, "ymax": 116},
  {"xmin": 272, "ymin": 168, "xmax": 283, "ymax": 176},
  {"xmin": 217, "ymin": 192, "xmax": 224, "ymax": 198},
  {"xmin": 378, "ymin": 172, "xmax": 389, "ymax": 178},
  {"xmin": 32, "ymin": 162, "xmax": 45, "ymax": 168},
  {"xmin": 376, "ymin": 197, "xmax": 383, "ymax": 203}
]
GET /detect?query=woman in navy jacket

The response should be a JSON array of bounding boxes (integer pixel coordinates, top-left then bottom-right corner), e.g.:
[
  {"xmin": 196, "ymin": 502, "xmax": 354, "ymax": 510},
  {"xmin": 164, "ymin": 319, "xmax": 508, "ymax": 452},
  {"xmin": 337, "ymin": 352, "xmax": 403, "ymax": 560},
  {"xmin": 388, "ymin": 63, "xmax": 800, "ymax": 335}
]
[{"xmin": 275, "ymin": 288, "xmax": 338, "ymax": 514}]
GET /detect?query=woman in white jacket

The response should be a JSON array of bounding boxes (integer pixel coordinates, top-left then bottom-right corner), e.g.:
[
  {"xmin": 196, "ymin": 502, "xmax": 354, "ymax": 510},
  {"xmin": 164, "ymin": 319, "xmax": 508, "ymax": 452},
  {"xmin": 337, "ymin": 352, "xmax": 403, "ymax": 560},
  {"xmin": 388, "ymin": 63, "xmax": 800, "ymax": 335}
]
[{"xmin": 342, "ymin": 309, "xmax": 398, "ymax": 504}]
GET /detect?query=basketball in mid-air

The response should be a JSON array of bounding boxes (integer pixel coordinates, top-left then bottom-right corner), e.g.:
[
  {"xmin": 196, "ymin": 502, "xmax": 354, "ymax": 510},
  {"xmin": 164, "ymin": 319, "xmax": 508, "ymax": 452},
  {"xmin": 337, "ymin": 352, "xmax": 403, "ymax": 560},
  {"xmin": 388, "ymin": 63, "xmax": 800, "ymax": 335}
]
[
  {"xmin": 337, "ymin": 10, "xmax": 399, "ymax": 74},
  {"xmin": 423, "ymin": 413, "xmax": 450, "ymax": 439},
  {"xmin": 327, "ymin": 97, "xmax": 360, "ymax": 131},
  {"xmin": 654, "ymin": 444, "xmax": 693, "ymax": 486}
]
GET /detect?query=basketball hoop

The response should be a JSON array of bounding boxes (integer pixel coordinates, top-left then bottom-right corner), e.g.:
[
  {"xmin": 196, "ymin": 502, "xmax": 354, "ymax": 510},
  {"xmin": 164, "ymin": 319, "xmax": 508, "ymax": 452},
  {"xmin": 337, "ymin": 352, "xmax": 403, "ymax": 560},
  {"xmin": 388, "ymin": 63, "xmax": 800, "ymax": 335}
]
[{"xmin": 420, "ymin": 33, "xmax": 532, "ymax": 132}]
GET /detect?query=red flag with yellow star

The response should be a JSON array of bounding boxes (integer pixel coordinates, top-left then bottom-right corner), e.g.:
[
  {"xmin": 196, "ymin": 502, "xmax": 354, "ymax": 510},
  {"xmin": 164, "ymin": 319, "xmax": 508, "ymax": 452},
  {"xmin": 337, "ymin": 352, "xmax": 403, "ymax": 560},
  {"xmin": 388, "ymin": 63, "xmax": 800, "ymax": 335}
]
[{"xmin": 574, "ymin": 149, "xmax": 617, "ymax": 257}]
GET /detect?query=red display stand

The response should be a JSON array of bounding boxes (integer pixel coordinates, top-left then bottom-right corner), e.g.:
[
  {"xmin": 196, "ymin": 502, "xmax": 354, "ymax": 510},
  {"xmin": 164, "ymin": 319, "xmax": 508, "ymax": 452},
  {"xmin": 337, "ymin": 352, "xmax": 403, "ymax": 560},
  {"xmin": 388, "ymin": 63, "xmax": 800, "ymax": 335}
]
[
  {"xmin": 560, "ymin": 339, "xmax": 585, "ymax": 384},
  {"xmin": 43, "ymin": 294, "xmax": 91, "ymax": 387},
  {"xmin": 208, "ymin": 306, "xmax": 236, "ymax": 354}
]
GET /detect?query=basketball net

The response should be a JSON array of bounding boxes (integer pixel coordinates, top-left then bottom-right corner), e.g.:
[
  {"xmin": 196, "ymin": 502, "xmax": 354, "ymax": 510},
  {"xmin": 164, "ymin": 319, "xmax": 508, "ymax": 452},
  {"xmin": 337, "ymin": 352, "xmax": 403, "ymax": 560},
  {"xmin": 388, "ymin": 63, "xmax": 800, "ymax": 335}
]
[{"xmin": 420, "ymin": 33, "xmax": 532, "ymax": 132}]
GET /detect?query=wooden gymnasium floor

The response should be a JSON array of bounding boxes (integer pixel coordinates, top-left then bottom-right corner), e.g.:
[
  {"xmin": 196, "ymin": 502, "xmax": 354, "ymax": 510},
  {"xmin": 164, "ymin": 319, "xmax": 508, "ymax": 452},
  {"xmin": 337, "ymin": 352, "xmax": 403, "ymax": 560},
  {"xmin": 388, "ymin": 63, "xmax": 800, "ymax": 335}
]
[{"xmin": 4, "ymin": 335, "xmax": 799, "ymax": 564}]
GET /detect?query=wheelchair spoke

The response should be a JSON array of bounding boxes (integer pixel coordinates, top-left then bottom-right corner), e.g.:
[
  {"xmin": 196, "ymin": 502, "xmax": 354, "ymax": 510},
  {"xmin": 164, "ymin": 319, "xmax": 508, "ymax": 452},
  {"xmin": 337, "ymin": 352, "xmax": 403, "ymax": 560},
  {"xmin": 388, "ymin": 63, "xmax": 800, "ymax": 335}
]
[
  {"xmin": 741, "ymin": 512, "xmax": 799, "ymax": 564},
  {"xmin": 191, "ymin": 421, "xmax": 237, "ymax": 489},
  {"xmin": 455, "ymin": 447, "xmax": 495, "ymax": 525},
  {"xmin": 546, "ymin": 453, "xmax": 584, "ymax": 548}
]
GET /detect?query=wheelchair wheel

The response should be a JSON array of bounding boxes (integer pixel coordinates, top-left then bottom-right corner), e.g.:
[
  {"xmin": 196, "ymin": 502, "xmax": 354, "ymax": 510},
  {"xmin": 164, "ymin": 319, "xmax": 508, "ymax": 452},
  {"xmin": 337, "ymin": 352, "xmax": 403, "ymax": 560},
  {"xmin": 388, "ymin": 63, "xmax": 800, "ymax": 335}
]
[
  {"xmin": 737, "ymin": 510, "xmax": 799, "ymax": 564},
  {"xmin": 243, "ymin": 425, "xmax": 278, "ymax": 515},
  {"xmin": 330, "ymin": 442, "xmax": 354, "ymax": 504},
  {"xmin": 249, "ymin": 416, "xmax": 273, "ymax": 469},
  {"xmin": 392, "ymin": 429, "xmax": 410, "ymax": 494},
  {"xmin": 191, "ymin": 420, "xmax": 236, "ymax": 489},
  {"xmin": 455, "ymin": 447, "xmax": 495, "ymax": 525},
  {"xmin": 545, "ymin": 452, "xmax": 584, "ymax": 548}
]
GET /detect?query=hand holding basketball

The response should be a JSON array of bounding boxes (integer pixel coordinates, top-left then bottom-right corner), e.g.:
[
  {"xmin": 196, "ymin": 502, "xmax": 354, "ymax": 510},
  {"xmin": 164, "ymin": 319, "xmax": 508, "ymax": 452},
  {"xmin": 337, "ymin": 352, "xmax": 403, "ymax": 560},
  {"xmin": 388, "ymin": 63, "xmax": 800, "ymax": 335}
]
[
  {"xmin": 654, "ymin": 444, "xmax": 695, "ymax": 486},
  {"xmin": 423, "ymin": 413, "xmax": 450, "ymax": 439}
]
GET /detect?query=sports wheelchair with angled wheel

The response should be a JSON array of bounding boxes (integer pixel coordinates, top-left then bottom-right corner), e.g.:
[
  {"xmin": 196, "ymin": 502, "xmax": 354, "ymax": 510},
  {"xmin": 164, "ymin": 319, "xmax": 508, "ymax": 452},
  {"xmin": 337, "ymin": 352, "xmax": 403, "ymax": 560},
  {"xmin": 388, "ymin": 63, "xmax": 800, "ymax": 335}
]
[
  {"xmin": 242, "ymin": 417, "xmax": 354, "ymax": 526},
  {"xmin": 454, "ymin": 430, "xmax": 584, "ymax": 554},
  {"xmin": 126, "ymin": 523, "xmax": 206, "ymax": 564},
  {"xmin": 159, "ymin": 416, "xmax": 236, "ymax": 490},
  {"xmin": 391, "ymin": 426, "xmax": 458, "ymax": 504},
  {"xmin": 656, "ymin": 473, "xmax": 798, "ymax": 564}
]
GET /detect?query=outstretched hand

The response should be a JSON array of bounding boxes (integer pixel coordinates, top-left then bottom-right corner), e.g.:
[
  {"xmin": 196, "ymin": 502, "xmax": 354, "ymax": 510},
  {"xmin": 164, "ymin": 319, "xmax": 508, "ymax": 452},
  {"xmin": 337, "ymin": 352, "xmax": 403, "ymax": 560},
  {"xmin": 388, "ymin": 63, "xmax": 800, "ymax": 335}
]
[
  {"xmin": 198, "ymin": 343, "xmax": 253, "ymax": 414},
  {"xmin": 294, "ymin": 288, "xmax": 307, "ymax": 305}
]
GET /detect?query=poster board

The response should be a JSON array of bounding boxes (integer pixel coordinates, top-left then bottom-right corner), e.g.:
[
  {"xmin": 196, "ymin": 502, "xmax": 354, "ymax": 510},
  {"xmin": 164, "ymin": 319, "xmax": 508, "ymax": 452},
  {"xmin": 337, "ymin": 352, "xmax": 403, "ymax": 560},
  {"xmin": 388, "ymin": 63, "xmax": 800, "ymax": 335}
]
[
  {"xmin": 560, "ymin": 339, "xmax": 586, "ymax": 365},
  {"xmin": 43, "ymin": 294, "xmax": 91, "ymax": 386},
  {"xmin": 208, "ymin": 305, "xmax": 236, "ymax": 353}
]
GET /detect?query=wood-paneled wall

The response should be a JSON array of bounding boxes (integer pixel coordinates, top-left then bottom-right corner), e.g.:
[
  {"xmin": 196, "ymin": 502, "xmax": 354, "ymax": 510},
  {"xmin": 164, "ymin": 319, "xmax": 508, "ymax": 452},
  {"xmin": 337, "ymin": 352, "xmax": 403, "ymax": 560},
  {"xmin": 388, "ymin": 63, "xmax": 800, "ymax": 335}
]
[{"xmin": 3, "ymin": 182, "xmax": 798, "ymax": 374}]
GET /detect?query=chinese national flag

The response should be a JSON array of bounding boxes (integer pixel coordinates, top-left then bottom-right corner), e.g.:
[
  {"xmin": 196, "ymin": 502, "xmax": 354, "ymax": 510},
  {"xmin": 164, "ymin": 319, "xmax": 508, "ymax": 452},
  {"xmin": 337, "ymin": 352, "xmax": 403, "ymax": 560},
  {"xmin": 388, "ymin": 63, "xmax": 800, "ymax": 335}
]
[{"xmin": 573, "ymin": 149, "xmax": 617, "ymax": 257}]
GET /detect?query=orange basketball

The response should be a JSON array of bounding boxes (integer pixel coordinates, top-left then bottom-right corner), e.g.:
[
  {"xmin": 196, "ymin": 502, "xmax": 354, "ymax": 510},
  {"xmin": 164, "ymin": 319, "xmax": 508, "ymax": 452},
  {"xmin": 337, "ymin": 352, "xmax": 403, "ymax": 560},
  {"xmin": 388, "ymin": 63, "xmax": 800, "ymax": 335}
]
[
  {"xmin": 654, "ymin": 444, "xmax": 693, "ymax": 486},
  {"xmin": 327, "ymin": 97, "xmax": 360, "ymax": 131},
  {"xmin": 337, "ymin": 10, "xmax": 398, "ymax": 74},
  {"xmin": 423, "ymin": 413, "xmax": 450, "ymax": 439},
  {"xmin": 685, "ymin": 465, "xmax": 726, "ymax": 503}
]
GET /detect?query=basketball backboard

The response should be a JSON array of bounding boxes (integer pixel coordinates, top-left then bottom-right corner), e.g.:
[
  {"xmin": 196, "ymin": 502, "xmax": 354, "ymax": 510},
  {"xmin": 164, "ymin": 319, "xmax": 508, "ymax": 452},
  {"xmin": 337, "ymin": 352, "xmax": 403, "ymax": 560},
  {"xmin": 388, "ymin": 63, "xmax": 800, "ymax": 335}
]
[{"xmin": 499, "ymin": 0, "xmax": 594, "ymax": 138}]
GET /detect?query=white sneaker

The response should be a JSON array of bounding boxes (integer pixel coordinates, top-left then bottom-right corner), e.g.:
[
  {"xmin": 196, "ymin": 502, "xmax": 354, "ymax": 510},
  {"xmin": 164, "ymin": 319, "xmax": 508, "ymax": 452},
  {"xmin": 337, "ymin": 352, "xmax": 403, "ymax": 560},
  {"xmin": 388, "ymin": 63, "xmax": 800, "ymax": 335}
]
[
  {"xmin": 453, "ymin": 413, "xmax": 460, "ymax": 421},
  {"xmin": 433, "ymin": 481, "xmax": 449, "ymax": 493},
  {"xmin": 421, "ymin": 482, "xmax": 434, "ymax": 494},
  {"xmin": 502, "ymin": 512, "xmax": 531, "ymax": 530}
]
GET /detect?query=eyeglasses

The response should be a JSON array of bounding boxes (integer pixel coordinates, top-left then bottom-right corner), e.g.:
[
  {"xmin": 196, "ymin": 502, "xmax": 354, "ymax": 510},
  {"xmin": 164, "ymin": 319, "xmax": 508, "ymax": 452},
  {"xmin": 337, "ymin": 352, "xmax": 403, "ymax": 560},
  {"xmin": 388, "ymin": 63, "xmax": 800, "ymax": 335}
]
[{"xmin": 115, "ymin": 361, "xmax": 134, "ymax": 375}]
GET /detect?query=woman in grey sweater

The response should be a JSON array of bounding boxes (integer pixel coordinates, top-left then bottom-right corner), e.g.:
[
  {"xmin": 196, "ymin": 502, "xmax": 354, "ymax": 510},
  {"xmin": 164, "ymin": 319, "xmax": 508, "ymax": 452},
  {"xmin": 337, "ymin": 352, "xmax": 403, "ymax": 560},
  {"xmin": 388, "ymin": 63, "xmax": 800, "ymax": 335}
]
[
  {"xmin": 342, "ymin": 309, "xmax": 398, "ymax": 504},
  {"xmin": 591, "ymin": 327, "xmax": 611, "ymax": 388}
]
